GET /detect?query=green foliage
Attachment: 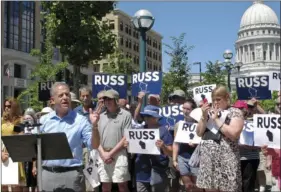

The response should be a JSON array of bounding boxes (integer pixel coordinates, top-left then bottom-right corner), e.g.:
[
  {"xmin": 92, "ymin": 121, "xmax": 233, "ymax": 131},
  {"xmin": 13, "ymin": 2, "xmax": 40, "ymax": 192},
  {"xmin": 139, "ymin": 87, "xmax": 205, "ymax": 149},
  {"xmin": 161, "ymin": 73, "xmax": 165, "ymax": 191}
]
[
  {"xmin": 17, "ymin": 12, "xmax": 68, "ymax": 111},
  {"xmin": 162, "ymin": 33, "xmax": 194, "ymax": 104},
  {"xmin": 42, "ymin": 1, "xmax": 116, "ymax": 95},
  {"xmin": 103, "ymin": 50, "xmax": 138, "ymax": 76},
  {"xmin": 231, "ymin": 91, "xmax": 278, "ymax": 112},
  {"xmin": 260, "ymin": 91, "xmax": 279, "ymax": 112},
  {"xmin": 201, "ymin": 60, "xmax": 226, "ymax": 86}
]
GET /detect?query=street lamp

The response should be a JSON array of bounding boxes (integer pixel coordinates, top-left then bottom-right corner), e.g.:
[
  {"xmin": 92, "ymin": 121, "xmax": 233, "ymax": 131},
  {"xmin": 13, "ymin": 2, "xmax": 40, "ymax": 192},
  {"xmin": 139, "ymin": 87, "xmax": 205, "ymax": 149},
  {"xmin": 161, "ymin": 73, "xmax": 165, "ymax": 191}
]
[
  {"xmin": 132, "ymin": 9, "xmax": 154, "ymax": 109},
  {"xmin": 222, "ymin": 49, "xmax": 243, "ymax": 92},
  {"xmin": 193, "ymin": 62, "xmax": 202, "ymax": 82},
  {"xmin": 132, "ymin": 9, "xmax": 155, "ymax": 72}
]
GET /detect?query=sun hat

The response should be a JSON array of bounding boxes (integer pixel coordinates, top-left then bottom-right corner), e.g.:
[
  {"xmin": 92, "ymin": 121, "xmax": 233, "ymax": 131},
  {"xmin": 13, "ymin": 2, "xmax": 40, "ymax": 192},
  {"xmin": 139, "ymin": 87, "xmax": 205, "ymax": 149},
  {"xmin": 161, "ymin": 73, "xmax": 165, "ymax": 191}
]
[
  {"xmin": 70, "ymin": 92, "xmax": 81, "ymax": 103},
  {"xmin": 40, "ymin": 107, "xmax": 53, "ymax": 114},
  {"xmin": 140, "ymin": 105, "xmax": 162, "ymax": 118}
]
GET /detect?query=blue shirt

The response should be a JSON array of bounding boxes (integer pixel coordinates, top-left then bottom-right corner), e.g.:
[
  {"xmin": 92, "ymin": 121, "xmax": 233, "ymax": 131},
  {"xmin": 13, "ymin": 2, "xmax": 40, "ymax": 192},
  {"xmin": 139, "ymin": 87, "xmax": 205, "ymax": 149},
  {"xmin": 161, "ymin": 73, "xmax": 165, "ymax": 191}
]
[
  {"xmin": 135, "ymin": 125, "xmax": 173, "ymax": 183},
  {"xmin": 40, "ymin": 110, "xmax": 92, "ymax": 167},
  {"xmin": 74, "ymin": 103, "xmax": 96, "ymax": 119}
]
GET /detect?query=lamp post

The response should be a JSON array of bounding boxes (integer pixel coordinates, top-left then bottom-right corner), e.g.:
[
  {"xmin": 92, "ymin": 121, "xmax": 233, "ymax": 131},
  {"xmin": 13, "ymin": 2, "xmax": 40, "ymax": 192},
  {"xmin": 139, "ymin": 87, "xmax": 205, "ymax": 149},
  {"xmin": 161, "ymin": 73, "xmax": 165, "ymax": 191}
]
[
  {"xmin": 222, "ymin": 49, "xmax": 243, "ymax": 92},
  {"xmin": 132, "ymin": 9, "xmax": 155, "ymax": 109},
  {"xmin": 193, "ymin": 62, "xmax": 202, "ymax": 82}
]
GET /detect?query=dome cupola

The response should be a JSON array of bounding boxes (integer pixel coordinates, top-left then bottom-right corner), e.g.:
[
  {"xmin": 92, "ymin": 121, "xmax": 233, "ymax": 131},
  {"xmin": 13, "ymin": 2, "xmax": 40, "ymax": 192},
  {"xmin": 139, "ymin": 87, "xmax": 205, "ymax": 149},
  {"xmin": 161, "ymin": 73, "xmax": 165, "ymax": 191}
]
[{"xmin": 240, "ymin": 0, "xmax": 279, "ymax": 31}]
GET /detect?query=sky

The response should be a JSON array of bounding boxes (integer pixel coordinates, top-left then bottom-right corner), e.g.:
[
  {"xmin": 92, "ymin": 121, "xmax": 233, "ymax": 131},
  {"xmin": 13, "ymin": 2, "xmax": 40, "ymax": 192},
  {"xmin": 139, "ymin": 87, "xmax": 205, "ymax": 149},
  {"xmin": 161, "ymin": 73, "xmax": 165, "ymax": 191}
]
[{"xmin": 117, "ymin": 1, "xmax": 280, "ymax": 73}]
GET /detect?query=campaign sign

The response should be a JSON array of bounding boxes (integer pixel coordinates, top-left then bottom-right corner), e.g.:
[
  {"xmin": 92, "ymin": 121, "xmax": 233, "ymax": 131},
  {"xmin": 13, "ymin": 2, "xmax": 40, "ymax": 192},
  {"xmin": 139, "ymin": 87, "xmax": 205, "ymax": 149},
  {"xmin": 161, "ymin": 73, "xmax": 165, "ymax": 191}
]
[
  {"xmin": 125, "ymin": 129, "xmax": 160, "ymax": 155},
  {"xmin": 158, "ymin": 105, "xmax": 184, "ymax": 130},
  {"xmin": 253, "ymin": 114, "xmax": 280, "ymax": 149},
  {"xmin": 38, "ymin": 81, "xmax": 54, "ymax": 101},
  {"xmin": 131, "ymin": 71, "xmax": 162, "ymax": 96},
  {"xmin": 83, "ymin": 150, "xmax": 100, "ymax": 188},
  {"xmin": 174, "ymin": 121, "xmax": 201, "ymax": 144},
  {"xmin": 239, "ymin": 121, "xmax": 254, "ymax": 146},
  {"xmin": 236, "ymin": 75, "xmax": 272, "ymax": 100},
  {"xmin": 92, "ymin": 74, "xmax": 127, "ymax": 98},
  {"xmin": 206, "ymin": 110, "xmax": 230, "ymax": 135},
  {"xmin": 2, "ymin": 158, "xmax": 19, "ymax": 185},
  {"xmin": 193, "ymin": 84, "xmax": 216, "ymax": 105},
  {"xmin": 268, "ymin": 71, "xmax": 280, "ymax": 91}
]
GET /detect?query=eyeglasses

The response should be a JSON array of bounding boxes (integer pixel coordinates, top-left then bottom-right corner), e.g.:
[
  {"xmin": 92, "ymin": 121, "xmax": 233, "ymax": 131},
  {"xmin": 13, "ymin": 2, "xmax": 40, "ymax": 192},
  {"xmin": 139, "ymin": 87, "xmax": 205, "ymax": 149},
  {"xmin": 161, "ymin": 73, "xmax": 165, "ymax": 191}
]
[{"xmin": 5, "ymin": 105, "xmax": 11, "ymax": 108}]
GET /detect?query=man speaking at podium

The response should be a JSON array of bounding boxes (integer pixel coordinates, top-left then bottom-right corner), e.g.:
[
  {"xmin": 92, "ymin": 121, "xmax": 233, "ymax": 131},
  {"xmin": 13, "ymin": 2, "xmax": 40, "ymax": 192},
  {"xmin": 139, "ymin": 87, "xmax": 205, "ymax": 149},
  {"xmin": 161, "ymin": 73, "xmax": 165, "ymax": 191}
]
[{"xmin": 40, "ymin": 82, "xmax": 99, "ymax": 192}]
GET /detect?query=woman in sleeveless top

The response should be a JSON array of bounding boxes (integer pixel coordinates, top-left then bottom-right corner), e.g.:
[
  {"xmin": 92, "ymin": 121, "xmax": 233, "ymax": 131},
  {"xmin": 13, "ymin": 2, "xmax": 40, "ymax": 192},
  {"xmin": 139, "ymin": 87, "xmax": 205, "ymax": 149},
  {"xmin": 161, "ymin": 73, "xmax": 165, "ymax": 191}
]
[
  {"xmin": 196, "ymin": 86, "xmax": 244, "ymax": 192},
  {"xmin": 1, "ymin": 98, "xmax": 27, "ymax": 192}
]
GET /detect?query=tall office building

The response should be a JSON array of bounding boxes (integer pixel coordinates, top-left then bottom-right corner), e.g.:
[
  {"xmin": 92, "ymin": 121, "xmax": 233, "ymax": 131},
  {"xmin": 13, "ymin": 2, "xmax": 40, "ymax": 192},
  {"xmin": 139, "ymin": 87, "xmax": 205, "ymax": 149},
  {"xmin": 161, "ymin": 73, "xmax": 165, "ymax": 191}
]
[
  {"xmin": 88, "ymin": 9, "xmax": 163, "ymax": 75},
  {"xmin": 1, "ymin": 1, "xmax": 61, "ymax": 107}
]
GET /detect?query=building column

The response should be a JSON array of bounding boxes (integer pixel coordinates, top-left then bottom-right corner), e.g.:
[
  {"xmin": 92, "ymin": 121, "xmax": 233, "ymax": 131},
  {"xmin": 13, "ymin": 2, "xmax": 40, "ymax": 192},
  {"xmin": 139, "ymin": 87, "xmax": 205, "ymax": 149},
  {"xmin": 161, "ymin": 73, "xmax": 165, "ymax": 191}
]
[
  {"xmin": 242, "ymin": 45, "xmax": 246, "ymax": 63},
  {"xmin": 267, "ymin": 43, "xmax": 270, "ymax": 61},
  {"xmin": 249, "ymin": 44, "xmax": 252, "ymax": 62},
  {"xmin": 278, "ymin": 44, "xmax": 281, "ymax": 61},
  {"xmin": 273, "ymin": 43, "xmax": 276, "ymax": 61}
]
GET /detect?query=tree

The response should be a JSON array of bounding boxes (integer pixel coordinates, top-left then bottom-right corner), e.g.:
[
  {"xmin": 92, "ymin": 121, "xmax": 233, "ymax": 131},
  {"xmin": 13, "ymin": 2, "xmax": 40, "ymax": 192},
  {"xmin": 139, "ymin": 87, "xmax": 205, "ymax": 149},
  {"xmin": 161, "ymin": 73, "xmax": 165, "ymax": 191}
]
[
  {"xmin": 162, "ymin": 33, "xmax": 194, "ymax": 104},
  {"xmin": 202, "ymin": 60, "xmax": 226, "ymax": 86},
  {"xmin": 17, "ymin": 12, "xmax": 68, "ymax": 111},
  {"xmin": 103, "ymin": 50, "xmax": 137, "ymax": 75},
  {"xmin": 42, "ymin": 1, "xmax": 116, "ymax": 95},
  {"xmin": 260, "ymin": 91, "xmax": 279, "ymax": 112}
]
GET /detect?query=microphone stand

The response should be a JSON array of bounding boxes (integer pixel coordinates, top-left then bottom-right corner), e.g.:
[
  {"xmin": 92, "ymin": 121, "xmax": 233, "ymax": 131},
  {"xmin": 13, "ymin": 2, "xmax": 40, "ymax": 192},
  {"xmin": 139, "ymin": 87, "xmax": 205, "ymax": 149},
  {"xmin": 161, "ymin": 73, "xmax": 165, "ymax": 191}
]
[{"xmin": 24, "ymin": 121, "xmax": 43, "ymax": 191}]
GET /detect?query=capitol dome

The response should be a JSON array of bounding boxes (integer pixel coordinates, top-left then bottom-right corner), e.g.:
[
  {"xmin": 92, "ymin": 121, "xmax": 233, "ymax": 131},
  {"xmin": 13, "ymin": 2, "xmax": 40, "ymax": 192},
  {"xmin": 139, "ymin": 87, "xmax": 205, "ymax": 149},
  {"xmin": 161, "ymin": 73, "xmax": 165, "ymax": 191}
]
[{"xmin": 240, "ymin": 0, "xmax": 280, "ymax": 30}]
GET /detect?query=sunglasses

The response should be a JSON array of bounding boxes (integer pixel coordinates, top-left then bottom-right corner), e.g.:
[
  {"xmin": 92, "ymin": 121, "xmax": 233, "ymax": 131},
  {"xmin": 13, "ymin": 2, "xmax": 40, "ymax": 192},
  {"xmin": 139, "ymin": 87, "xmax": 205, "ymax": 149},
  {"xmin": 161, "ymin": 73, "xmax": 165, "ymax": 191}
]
[
  {"xmin": 103, "ymin": 97, "xmax": 114, "ymax": 101},
  {"xmin": 5, "ymin": 105, "xmax": 11, "ymax": 108}
]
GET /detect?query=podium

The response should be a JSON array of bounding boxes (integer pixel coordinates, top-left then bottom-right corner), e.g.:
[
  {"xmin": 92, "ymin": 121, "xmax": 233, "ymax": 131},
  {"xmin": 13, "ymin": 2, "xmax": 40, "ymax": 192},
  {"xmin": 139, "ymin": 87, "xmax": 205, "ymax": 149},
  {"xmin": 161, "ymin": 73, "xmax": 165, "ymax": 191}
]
[{"xmin": 2, "ymin": 132, "xmax": 73, "ymax": 191}]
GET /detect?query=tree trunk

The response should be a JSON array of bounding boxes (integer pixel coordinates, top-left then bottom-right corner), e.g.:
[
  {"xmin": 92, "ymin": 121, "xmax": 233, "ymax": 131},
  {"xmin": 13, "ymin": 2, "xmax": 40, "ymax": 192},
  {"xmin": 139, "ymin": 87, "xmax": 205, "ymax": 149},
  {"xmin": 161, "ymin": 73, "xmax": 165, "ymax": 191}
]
[{"xmin": 73, "ymin": 64, "xmax": 80, "ymax": 96}]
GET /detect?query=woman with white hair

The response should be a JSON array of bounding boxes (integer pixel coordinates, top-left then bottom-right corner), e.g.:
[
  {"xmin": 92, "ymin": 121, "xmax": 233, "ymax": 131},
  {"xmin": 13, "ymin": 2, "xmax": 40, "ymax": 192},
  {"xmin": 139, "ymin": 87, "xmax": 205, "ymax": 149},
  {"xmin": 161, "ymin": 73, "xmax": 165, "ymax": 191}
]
[{"xmin": 22, "ymin": 108, "xmax": 38, "ymax": 192}]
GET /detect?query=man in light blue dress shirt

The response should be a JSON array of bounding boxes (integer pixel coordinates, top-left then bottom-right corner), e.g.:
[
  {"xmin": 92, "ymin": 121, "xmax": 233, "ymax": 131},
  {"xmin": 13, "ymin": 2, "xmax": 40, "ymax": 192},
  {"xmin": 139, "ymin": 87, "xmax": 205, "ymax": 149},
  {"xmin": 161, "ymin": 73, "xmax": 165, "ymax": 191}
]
[{"xmin": 40, "ymin": 82, "xmax": 98, "ymax": 192}]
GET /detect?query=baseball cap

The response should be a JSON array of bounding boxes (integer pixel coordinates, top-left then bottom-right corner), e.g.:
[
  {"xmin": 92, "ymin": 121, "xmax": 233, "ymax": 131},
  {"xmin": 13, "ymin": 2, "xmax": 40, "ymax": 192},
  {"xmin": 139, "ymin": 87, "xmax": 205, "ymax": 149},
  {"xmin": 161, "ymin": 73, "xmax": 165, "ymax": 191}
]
[
  {"xmin": 104, "ymin": 89, "xmax": 119, "ymax": 99},
  {"xmin": 170, "ymin": 89, "xmax": 186, "ymax": 98}
]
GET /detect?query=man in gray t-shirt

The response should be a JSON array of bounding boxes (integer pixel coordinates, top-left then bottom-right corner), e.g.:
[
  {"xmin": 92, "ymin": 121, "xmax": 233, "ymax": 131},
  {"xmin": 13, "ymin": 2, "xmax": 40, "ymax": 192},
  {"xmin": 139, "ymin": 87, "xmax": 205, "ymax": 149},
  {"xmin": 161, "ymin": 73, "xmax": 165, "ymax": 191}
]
[{"xmin": 97, "ymin": 89, "xmax": 131, "ymax": 192}]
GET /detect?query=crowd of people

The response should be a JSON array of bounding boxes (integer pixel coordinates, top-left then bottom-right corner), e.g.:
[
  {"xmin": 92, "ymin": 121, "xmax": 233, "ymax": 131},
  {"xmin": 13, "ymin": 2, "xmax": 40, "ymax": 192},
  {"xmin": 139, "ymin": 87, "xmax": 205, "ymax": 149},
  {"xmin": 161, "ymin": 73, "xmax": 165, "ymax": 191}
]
[{"xmin": 1, "ymin": 81, "xmax": 280, "ymax": 192}]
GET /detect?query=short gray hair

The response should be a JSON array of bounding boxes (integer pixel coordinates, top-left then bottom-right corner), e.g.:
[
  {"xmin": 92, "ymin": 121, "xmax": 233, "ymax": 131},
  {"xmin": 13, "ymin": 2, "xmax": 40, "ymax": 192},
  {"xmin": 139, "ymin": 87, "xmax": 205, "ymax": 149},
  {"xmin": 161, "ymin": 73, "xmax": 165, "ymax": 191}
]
[
  {"xmin": 79, "ymin": 86, "xmax": 92, "ymax": 95},
  {"xmin": 50, "ymin": 82, "xmax": 69, "ymax": 96}
]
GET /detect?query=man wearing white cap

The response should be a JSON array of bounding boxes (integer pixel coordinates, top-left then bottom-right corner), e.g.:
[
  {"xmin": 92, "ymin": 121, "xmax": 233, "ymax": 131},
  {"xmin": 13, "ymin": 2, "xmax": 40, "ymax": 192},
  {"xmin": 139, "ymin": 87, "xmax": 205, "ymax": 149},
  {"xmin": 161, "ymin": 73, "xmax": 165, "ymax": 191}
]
[{"xmin": 70, "ymin": 92, "xmax": 81, "ymax": 109}]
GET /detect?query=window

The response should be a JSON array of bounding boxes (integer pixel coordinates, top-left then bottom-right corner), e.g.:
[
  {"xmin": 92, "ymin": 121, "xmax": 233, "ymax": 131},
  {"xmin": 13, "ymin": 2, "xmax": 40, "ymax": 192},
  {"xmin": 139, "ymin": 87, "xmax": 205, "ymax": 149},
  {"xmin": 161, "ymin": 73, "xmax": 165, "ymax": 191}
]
[
  {"xmin": 128, "ymin": 26, "xmax": 131, "ymax": 35},
  {"xmin": 263, "ymin": 30, "xmax": 265, "ymax": 34},
  {"xmin": 120, "ymin": 36, "xmax": 123, "ymax": 46},
  {"xmin": 128, "ymin": 40, "xmax": 131, "ymax": 49},
  {"xmin": 120, "ymin": 21, "xmax": 123, "ymax": 31},
  {"xmin": 125, "ymin": 24, "xmax": 128, "ymax": 34},
  {"xmin": 14, "ymin": 64, "xmax": 22, "ymax": 78},
  {"xmin": 252, "ymin": 52, "xmax": 255, "ymax": 61},
  {"xmin": 109, "ymin": 21, "xmax": 114, "ymax": 30},
  {"xmin": 4, "ymin": 1, "xmax": 35, "ymax": 52},
  {"xmin": 270, "ymin": 51, "xmax": 272, "ymax": 60},
  {"xmin": 159, "ymin": 54, "xmax": 162, "ymax": 61},
  {"xmin": 53, "ymin": 47, "xmax": 59, "ymax": 60},
  {"xmin": 263, "ymin": 51, "xmax": 266, "ymax": 60},
  {"xmin": 125, "ymin": 39, "xmax": 128, "ymax": 47},
  {"xmin": 158, "ymin": 44, "xmax": 161, "ymax": 50},
  {"xmin": 251, "ymin": 31, "xmax": 254, "ymax": 35},
  {"xmin": 136, "ymin": 43, "xmax": 139, "ymax": 52}
]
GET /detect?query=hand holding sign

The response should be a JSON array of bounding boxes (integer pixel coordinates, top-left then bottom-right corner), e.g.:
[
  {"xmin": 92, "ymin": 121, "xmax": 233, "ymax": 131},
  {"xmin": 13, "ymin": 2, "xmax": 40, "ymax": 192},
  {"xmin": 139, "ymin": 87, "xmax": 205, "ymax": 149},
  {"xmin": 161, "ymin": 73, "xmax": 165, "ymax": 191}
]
[{"xmin": 1, "ymin": 151, "xmax": 9, "ymax": 162}]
